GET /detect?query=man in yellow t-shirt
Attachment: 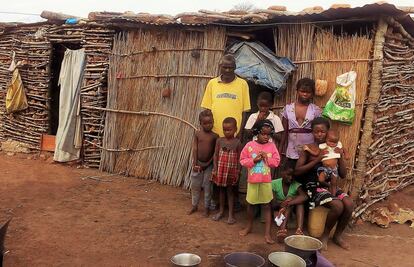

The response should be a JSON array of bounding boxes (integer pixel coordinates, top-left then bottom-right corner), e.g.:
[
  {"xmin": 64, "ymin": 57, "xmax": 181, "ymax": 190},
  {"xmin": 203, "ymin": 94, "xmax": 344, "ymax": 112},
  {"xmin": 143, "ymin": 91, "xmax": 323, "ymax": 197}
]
[{"xmin": 201, "ymin": 54, "xmax": 251, "ymax": 137}]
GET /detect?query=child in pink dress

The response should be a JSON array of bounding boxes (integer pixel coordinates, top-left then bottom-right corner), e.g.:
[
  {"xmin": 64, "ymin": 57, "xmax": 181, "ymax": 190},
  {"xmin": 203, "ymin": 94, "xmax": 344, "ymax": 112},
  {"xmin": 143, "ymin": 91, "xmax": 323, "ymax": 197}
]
[{"xmin": 239, "ymin": 119, "xmax": 281, "ymax": 244}]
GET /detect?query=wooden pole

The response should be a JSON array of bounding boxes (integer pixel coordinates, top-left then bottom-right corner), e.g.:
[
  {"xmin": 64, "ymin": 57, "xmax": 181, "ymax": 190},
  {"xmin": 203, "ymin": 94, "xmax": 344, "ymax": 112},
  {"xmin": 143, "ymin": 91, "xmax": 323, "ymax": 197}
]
[{"xmin": 351, "ymin": 17, "xmax": 388, "ymax": 200}]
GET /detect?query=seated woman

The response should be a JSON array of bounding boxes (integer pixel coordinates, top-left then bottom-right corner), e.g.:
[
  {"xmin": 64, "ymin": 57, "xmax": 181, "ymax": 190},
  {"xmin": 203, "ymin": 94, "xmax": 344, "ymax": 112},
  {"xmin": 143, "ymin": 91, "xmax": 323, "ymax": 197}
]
[{"xmin": 294, "ymin": 117, "xmax": 353, "ymax": 251}]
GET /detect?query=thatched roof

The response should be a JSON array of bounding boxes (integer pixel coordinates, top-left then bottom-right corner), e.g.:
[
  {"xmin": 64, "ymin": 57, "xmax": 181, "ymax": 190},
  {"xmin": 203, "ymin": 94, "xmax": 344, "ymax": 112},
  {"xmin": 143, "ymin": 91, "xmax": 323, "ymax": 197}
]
[
  {"xmin": 88, "ymin": 3, "xmax": 414, "ymax": 35},
  {"xmin": 1, "ymin": 3, "xmax": 414, "ymax": 35}
]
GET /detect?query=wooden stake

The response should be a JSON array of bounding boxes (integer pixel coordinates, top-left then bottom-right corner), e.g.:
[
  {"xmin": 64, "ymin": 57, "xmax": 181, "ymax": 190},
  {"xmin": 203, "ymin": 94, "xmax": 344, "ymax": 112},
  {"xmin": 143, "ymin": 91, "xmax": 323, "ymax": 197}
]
[{"xmin": 351, "ymin": 17, "xmax": 388, "ymax": 200}]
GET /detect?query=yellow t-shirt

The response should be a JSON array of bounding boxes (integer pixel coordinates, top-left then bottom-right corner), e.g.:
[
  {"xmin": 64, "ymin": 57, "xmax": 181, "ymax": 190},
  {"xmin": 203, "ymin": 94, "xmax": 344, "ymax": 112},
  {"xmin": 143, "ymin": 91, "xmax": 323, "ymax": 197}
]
[{"xmin": 201, "ymin": 76, "xmax": 251, "ymax": 137}]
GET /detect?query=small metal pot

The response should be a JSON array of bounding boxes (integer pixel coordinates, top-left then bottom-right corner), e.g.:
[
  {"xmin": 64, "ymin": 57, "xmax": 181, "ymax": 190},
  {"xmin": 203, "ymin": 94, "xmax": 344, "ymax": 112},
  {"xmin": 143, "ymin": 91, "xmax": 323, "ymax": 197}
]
[
  {"xmin": 223, "ymin": 252, "xmax": 266, "ymax": 267},
  {"xmin": 170, "ymin": 253, "xmax": 201, "ymax": 267},
  {"xmin": 284, "ymin": 235, "xmax": 322, "ymax": 262},
  {"xmin": 268, "ymin": 252, "xmax": 306, "ymax": 267}
]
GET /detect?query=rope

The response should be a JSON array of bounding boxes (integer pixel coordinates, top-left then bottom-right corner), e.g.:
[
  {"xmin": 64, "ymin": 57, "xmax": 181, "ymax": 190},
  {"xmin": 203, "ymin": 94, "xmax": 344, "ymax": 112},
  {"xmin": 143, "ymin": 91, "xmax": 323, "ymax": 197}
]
[
  {"xmin": 84, "ymin": 139, "xmax": 165, "ymax": 152},
  {"xmin": 82, "ymin": 105, "xmax": 198, "ymax": 130}
]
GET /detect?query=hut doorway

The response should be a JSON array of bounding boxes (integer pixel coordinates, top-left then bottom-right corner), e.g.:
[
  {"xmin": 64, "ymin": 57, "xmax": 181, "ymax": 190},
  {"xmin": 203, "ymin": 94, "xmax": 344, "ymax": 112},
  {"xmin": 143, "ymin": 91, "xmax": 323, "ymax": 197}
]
[{"xmin": 49, "ymin": 43, "xmax": 81, "ymax": 135}]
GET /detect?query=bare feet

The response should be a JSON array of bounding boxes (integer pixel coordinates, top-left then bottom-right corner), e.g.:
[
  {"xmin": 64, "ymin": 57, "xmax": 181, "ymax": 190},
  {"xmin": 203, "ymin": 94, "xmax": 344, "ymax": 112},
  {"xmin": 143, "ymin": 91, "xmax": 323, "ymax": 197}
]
[
  {"xmin": 227, "ymin": 217, "xmax": 236, "ymax": 225},
  {"xmin": 276, "ymin": 228, "xmax": 287, "ymax": 243},
  {"xmin": 295, "ymin": 228, "xmax": 304, "ymax": 235},
  {"xmin": 239, "ymin": 227, "xmax": 251, "ymax": 236},
  {"xmin": 203, "ymin": 209, "xmax": 209, "ymax": 217},
  {"xmin": 333, "ymin": 236, "xmax": 350, "ymax": 250},
  {"xmin": 212, "ymin": 212, "xmax": 223, "ymax": 221},
  {"xmin": 187, "ymin": 206, "xmax": 197, "ymax": 215},
  {"xmin": 265, "ymin": 234, "xmax": 275, "ymax": 244},
  {"xmin": 320, "ymin": 235, "xmax": 329, "ymax": 251}
]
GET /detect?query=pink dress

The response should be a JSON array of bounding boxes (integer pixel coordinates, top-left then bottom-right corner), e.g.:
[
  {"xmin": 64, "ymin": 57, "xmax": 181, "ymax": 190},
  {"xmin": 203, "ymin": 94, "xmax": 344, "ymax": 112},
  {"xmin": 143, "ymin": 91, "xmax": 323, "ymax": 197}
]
[{"xmin": 240, "ymin": 141, "xmax": 281, "ymax": 183}]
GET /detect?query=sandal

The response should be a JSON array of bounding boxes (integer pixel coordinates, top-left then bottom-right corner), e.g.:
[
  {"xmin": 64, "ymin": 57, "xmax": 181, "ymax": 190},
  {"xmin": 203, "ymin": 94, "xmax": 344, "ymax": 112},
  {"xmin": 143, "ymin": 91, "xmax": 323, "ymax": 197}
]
[
  {"xmin": 276, "ymin": 228, "xmax": 288, "ymax": 243},
  {"xmin": 295, "ymin": 228, "xmax": 304, "ymax": 235}
]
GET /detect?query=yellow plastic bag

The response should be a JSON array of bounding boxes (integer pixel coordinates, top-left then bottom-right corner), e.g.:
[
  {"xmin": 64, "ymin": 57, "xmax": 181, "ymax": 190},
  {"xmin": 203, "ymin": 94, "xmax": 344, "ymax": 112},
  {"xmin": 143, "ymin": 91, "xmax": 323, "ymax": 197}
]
[{"xmin": 6, "ymin": 61, "xmax": 28, "ymax": 114}]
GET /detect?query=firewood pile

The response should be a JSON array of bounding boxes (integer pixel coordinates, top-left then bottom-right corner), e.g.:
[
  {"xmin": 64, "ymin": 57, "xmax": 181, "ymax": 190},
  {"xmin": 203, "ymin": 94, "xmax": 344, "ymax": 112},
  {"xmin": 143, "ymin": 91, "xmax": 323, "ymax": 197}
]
[
  {"xmin": 0, "ymin": 26, "xmax": 51, "ymax": 149},
  {"xmin": 80, "ymin": 27, "xmax": 115, "ymax": 168},
  {"xmin": 0, "ymin": 24, "xmax": 114, "ymax": 167},
  {"xmin": 354, "ymin": 25, "xmax": 414, "ymax": 218}
]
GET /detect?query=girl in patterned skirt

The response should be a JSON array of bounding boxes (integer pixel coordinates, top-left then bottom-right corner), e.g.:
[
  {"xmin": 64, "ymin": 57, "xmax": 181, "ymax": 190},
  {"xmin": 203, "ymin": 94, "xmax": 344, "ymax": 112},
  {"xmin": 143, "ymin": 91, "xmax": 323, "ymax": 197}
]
[{"xmin": 211, "ymin": 117, "xmax": 242, "ymax": 224}]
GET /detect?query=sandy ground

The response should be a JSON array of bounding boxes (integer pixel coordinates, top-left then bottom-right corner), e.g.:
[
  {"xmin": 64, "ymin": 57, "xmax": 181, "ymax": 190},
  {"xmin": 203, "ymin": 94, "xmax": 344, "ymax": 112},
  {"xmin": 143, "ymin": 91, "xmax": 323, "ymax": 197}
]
[{"xmin": 1, "ymin": 153, "xmax": 413, "ymax": 267}]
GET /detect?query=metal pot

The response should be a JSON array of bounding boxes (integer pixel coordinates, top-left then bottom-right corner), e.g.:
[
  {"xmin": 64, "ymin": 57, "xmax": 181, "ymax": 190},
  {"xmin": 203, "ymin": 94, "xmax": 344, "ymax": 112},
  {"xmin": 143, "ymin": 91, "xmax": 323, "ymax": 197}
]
[
  {"xmin": 170, "ymin": 253, "xmax": 201, "ymax": 267},
  {"xmin": 223, "ymin": 252, "xmax": 266, "ymax": 267},
  {"xmin": 284, "ymin": 235, "xmax": 322, "ymax": 262},
  {"xmin": 268, "ymin": 252, "xmax": 306, "ymax": 267}
]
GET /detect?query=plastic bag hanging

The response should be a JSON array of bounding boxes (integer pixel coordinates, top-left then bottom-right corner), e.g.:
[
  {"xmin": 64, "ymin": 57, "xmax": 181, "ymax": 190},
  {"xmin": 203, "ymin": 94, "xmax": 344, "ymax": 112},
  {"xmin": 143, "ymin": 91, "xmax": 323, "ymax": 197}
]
[
  {"xmin": 322, "ymin": 71, "xmax": 356, "ymax": 125},
  {"xmin": 6, "ymin": 52, "xmax": 29, "ymax": 113}
]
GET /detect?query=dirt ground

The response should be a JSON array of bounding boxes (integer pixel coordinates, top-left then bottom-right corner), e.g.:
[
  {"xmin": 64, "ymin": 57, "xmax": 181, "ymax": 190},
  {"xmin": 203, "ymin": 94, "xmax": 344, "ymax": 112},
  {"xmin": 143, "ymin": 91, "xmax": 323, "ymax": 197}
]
[{"xmin": 1, "ymin": 153, "xmax": 413, "ymax": 267}]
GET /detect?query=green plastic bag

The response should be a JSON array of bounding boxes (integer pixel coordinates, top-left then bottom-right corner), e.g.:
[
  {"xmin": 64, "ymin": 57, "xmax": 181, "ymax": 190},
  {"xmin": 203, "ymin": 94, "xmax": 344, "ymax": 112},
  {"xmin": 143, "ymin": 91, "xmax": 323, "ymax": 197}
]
[{"xmin": 322, "ymin": 71, "xmax": 356, "ymax": 125}]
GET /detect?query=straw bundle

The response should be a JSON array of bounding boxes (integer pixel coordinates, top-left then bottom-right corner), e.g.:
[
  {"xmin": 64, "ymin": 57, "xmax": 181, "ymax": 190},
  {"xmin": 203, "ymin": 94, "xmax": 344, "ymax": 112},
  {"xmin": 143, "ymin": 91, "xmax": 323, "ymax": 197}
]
[
  {"xmin": 273, "ymin": 24, "xmax": 315, "ymax": 112},
  {"xmin": 101, "ymin": 26, "xmax": 226, "ymax": 187},
  {"xmin": 313, "ymin": 29, "xmax": 373, "ymax": 192}
]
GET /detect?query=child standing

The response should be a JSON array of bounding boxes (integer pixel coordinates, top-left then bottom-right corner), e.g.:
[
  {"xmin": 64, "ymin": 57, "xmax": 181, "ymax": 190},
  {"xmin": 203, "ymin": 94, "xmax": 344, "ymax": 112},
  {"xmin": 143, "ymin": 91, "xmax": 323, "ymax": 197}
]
[
  {"xmin": 280, "ymin": 78, "xmax": 321, "ymax": 175},
  {"xmin": 188, "ymin": 110, "xmax": 219, "ymax": 216},
  {"xmin": 239, "ymin": 120, "xmax": 280, "ymax": 244},
  {"xmin": 245, "ymin": 91, "xmax": 284, "ymax": 145},
  {"xmin": 271, "ymin": 167, "xmax": 307, "ymax": 243},
  {"xmin": 211, "ymin": 117, "xmax": 242, "ymax": 224}
]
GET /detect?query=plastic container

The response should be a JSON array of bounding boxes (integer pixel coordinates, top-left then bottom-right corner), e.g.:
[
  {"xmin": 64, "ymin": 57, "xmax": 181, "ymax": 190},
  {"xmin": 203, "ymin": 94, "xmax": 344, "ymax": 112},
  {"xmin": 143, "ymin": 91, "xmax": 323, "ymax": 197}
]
[{"xmin": 307, "ymin": 206, "xmax": 336, "ymax": 238}]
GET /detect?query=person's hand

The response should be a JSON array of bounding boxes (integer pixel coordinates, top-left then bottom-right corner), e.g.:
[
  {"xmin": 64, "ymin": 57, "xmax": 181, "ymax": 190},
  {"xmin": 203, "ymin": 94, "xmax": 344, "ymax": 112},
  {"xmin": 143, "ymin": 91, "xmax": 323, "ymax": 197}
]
[
  {"xmin": 278, "ymin": 208, "xmax": 286, "ymax": 217},
  {"xmin": 334, "ymin": 147, "xmax": 344, "ymax": 156},
  {"xmin": 259, "ymin": 151, "xmax": 269, "ymax": 164},
  {"xmin": 192, "ymin": 165, "xmax": 202, "ymax": 173},
  {"xmin": 317, "ymin": 149, "xmax": 329, "ymax": 161},
  {"xmin": 257, "ymin": 111, "xmax": 267, "ymax": 121},
  {"xmin": 253, "ymin": 154, "xmax": 263, "ymax": 163},
  {"xmin": 281, "ymin": 199, "xmax": 291, "ymax": 208}
]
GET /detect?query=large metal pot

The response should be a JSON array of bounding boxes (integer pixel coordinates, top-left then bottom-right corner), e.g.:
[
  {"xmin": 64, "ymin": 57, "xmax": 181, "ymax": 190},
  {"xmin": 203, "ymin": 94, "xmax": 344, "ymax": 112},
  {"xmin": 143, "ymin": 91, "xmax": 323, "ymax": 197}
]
[
  {"xmin": 223, "ymin": 252, "xmax": 266, "ymax": 267},
  {"xmin": 268, "ymin": 252, "xmax": 306, "ymax": 267},
  {"xmin": 170, "ymin": 253, "xmax": 201, "ymax": 267},
  {"xmin": 284, "ymin": 235, "xmax": 322, "ymax": 262}
]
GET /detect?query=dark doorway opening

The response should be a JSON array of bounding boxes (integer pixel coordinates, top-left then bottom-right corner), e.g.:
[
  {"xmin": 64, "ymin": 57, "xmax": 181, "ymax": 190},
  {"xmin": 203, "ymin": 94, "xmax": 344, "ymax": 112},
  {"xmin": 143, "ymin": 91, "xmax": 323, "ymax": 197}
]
[{"xmin": 49, "ymin": 43, "xmax": 81, "ymax": 135}]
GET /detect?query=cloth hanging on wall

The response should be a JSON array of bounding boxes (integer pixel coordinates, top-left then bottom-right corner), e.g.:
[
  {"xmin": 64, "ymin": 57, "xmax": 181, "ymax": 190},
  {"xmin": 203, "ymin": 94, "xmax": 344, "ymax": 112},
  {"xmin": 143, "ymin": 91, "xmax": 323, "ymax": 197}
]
[
  {"xmin": 54, "ymin": 48, "xmax": 85, "ymax": 162},
  {"xmin": 5, "ymin": 52, "xmax": 28, "ymax": 113}
]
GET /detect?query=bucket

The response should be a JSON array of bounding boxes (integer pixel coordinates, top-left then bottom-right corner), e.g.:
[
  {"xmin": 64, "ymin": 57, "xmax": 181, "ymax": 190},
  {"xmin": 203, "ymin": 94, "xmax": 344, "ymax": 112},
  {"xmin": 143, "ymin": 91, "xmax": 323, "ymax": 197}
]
[
  {"xmin": 284, "ymin": 235, "xmax": 322, "ymax": 262},
  {"xmin": 307, "ymin": 206, "xmax": 336, "ymax": 238},
  {"xmin": 223, "ymin": 252, "xmax": 265, "ymax": 267},
  {"xmin": 268, "ymin": 252, "xmax": 306, "ymax": 267},
  {"xmin": 170, "ymin": 253, "xmax": 201, "ymax": 267}
]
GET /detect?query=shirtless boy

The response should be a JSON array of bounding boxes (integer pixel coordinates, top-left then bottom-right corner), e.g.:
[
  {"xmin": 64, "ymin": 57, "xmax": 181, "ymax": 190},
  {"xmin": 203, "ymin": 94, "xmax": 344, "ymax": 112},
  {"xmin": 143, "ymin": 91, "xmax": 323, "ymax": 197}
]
[{"xmin": 188, "ymin": 110, "xmax": 219, "ymax": 216}]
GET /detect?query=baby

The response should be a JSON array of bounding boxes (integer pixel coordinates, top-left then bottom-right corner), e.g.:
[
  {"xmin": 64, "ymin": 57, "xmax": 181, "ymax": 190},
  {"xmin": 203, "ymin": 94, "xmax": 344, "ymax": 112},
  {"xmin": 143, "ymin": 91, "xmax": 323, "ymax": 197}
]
[{"xmin": 304, "ymin": 130, "xmax": 348, "ymax": 195}]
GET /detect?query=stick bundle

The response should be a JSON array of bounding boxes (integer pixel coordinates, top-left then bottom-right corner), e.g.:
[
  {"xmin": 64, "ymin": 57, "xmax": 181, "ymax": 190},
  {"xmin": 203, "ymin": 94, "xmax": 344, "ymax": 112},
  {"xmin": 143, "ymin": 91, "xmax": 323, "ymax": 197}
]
[
  {"xmin": 0, "ymin": 26, "xmax": 51, "ymax": 148},
  {"xmin": 355, "ymin": 24, "xmax": 414, "ymax": 218}
]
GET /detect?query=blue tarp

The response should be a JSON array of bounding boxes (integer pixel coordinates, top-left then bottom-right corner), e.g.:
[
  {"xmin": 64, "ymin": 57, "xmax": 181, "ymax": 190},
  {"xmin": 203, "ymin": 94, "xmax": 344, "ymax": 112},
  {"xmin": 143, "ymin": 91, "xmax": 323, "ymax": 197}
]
[{"xmin": 227, "ymin": 41, "xmax": 296, "ymax": 93}]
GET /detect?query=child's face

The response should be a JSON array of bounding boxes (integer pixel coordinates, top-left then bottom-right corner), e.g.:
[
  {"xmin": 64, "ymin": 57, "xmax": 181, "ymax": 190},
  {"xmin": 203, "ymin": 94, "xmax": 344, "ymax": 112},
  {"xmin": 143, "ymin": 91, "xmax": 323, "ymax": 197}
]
[
  {"xmin": 200, "ymin": 116, "xmax": 213, "ymax": 132},
  {"xmin": 297, "ymin": 87, "xmax": 313, "ymax": 103},
  {"xmin": 282, "ymin": 171, "xmax": 293, "ymax": 185},
  {"xmin": 223, "ymin": 122, "xmax": 237, "ymax": 138},
  {"xmin": 257, "ymin": 99, "xmax": 271, "ymax": 113},
  {"xmin": 326, "ymin": 134, "xmax": 339, "ymax": 147},
  {"xmin": 257, "ymin": 126, "xmax": 271, "ymax": 144}
]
